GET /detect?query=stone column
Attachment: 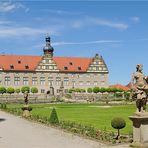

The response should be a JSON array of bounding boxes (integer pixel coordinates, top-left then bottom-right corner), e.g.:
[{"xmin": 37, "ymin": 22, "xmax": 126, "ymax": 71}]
[{"xmin": 129, "ymin": 113, "xmax": 148, "ymax": 147}]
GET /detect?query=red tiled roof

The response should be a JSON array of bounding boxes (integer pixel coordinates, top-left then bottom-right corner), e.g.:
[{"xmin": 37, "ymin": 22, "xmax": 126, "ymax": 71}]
[
  {"xmin": 0, "ymin": 55, "xmax": 93, "ymax": 72},
  {"xmin": 0, "ymin": 55, "xmax": 42, "ymax": 71},
  {"xmin": 109, "ymin": 84, "xmax": 130, "ymax": 91},
  {"xmin": 53, "ymin": 57, "xmax": 93, "ymax": 72}
]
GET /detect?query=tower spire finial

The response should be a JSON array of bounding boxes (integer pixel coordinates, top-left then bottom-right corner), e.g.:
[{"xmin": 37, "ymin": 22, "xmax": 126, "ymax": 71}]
[{"xmin": 43, "ymin": 34, "xmax": 54, "ymax": 57}]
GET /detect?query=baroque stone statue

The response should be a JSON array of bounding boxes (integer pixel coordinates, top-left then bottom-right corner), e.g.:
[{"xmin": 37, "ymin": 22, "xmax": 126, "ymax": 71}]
[
  {"xmin": 131, "ymin": 64, "xmax": 148, "ymax": 112},
  {"xmin": 24, "ymin": 91, "xmax": 29, "ymax": 105}
]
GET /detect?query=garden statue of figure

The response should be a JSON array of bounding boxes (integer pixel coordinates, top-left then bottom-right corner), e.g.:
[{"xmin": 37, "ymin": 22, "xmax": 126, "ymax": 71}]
[
  {"xmin": 131, "ymin": 64, "xmax": 148, "ymax": 113},
  {"xmin": 24, "ymin": 91, "xmax": 29, "ymax": 105}
]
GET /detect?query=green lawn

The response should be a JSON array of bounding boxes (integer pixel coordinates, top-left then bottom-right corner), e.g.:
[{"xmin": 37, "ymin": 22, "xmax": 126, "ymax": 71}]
[{"xmin": 7, "ymin": 103, "xmax": 135, "ymax": 135}]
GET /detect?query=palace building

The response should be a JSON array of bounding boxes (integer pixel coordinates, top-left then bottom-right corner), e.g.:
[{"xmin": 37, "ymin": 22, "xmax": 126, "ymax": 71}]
[{"xmin": 0, "ymin": 36, "xmax": 109, "ymax": 94}]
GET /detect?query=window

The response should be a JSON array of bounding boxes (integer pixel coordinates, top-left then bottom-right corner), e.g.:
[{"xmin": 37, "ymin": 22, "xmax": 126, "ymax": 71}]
[
  {"xmin": 69, "ymin": 62, "xmax": 73, "ymax": 65},
  {"xmin": 101, "ymin": 81, "xmax": 105, "ymax": 86},
  {"xmin": 40, "ymin": 77, "xmax": 45, "ymax": 85},
  {"xmin": 14, "ymin": 77, "xmax": 20, "ymax": 85},
  {"xmin": 25, "ymin": 65, "xmax": 29, "ymax": 69},
  {"xmin": 79, "ymin": 81, "xmax": 83, "ymax": 86},
  {"xmin": 96, "ymin": 67, "xmax": 99, "ymax": 71},
  {"xmin": 94, "ymin": 81, "xmax": 97, "ymax": 86},
  {"xmin": 86, "ymin": 81, "xmax": 90, "ymax": 86},
  {"xmin": 45, "ymin": 59, "xmax": 49, "ymax": 63},
  {"xmin": 5, "ymin": 76, "xmax": 11, "ymax": 85},
  {"xmin": 46, "ymin": 66, "xmax": 49, "ymax": 70},
  {"xmin": 23, "ymin": 77, "xmax": 29, "ymax": 85},
  {"xmin": 41, "ymin": 89, "xmax": 45, "ymax": 93},
  {"xmin": 18, "ymin": 60, "xmax": 21, "ymax": 64},
  {"xmin": 10, "ymin": 65, "xmax": 14, "ymax": 69},
  {"xmin": 64, "ymin": 77, "xmax": 69, "ymax": 85},
  {"xmin": 96, "ymin": 61, "xmax": 99, "ymax": 64},
  {"xmin": 64, "ymin": 66, "xmax": 68, "ymax": 70},
  {"xmin": 56, "ymin": 77, "xmax": 61, "ymax": 85},
  {"xmin": 72, "ymin": 81, "xmax": 75, "ymax": 86},
  {"xmin": 78, "ymin": 66, "xmax": 81, "ymax": 70},
  {"xmin": 32, "ymin": 77, "xmax": 38, "ymax": 85},
  {"xmin": 48, "ymin": 77, "xmax": 53, "ymax": 85}
]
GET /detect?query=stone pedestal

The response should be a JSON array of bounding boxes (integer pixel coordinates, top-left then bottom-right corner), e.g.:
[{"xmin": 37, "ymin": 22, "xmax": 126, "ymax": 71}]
[
  {"xmin": 129, "ymin": 112, "xmax": 148, "ymax": 147},
  {"xmin": 22, "ymin": 105, "xmax": 32, "ymax": 118}
]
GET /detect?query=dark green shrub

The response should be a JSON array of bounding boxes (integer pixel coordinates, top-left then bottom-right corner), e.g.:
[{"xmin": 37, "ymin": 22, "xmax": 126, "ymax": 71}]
[
  {"xmin": 7, "ymin": 87, "xmax": 15, "ymax": 94},
  {"xmin": 0, "ymin": 86, "xmax": 6, "ymax": 94},
  {"xmin": 31, "ymin": 87, "xmax": 38, "ymax": 94},
  {"xmin": 99, "ymin": 87, "xmax": 107, "ymax": 93},
  {"xmin": 21, "ymin": 86, "xmax": 30, "ymax": 93},
  {"xmin": 68, "ymin": 88, "xmax": 75, "ymax": 93},
  {"xmin": 49, "ymin": 108, "xmax": 59, "ymax": 125},
  {"xmin": 93, "ymin": 87, "xmax": 100, "ymax": 93},
  {"xmin": 75, "ymin": 88, "xmax": 81, "ymax": 93},
  {"xmin": 15, "ymin": 88, "xmax": 20, "ymax": 94},
  {"xmin": 80, "ymin": 88, "xmax": 86, "ymax": 93},
  {"xmin": 87, "ymin": 88, "xmax": 93, "ymax": 93},
  {"xmin": 111, "ymin": 117, "xmax": 126, "ymax": 140}
]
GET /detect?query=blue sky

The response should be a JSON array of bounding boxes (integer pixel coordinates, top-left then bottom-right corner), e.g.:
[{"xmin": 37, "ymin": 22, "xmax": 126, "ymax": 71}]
[{"xmin": 0, "ymin": 1, "xmax": 148, "ymax": 85}]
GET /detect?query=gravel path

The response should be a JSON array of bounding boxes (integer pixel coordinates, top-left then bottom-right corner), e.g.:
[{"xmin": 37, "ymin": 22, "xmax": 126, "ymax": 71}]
[{"xmin": 0, "ymin": 111, "xmax": 129, "ymax": 148}]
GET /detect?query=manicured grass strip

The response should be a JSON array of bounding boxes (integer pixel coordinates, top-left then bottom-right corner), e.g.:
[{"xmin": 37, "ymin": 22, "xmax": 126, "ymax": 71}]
[{"xmin": 7, "ymin": 103, "xmax": 135, "ymax": 134}]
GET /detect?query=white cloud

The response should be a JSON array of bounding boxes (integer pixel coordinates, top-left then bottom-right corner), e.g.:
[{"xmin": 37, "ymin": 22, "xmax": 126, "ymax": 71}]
[
  {"xmin": 0, "ymin": 26, "xmax": 57, "ymax": 38},
  {"xmin": 0, "ymin": 2, "xmax": 29, "ymax": 13},
  {"xmin": 72, "ymin": 17, "xmax": 128, "ymax": 30},
  {"xmin": 131, "ymin": 16, "xmax": 140, "ymax": 23},
  {"xmin": 53, "ymin": 40, "xmax": 122, "ymax": 46},
  {"xmin": 0, "ymin": 20, "xmax": 13, "ymax": 25}
]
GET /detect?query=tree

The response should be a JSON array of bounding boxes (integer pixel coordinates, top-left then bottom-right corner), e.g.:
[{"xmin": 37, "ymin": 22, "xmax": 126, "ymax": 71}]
[
  {"xmin": 49, "ymin": 108, "xmax": 59, "ymax": 125},
  {"xmin": 93, "ymin": 87, "xmax": 100, "ymax": 93},
  {"xmin": 68, "ymin": 88, "xmax": 75, "ymax": 93},
  {"xmin": 31, "ymin": 87, "xmax": 38, "ymax": 94},
  {"xmin": 6, "ymin": 87, "xmax": 15, "ymax": 94},
  {"xmin": 80, "ymin": 88, "xmax": 86, "ymax": 93},
  {"xmin": 87, "ymin": 88, "xmax": 93, "ymax": 93},
  {"xmin": 15, "ymin": 88, "xmax": 20, "ymax": 94},
  {"xmin": 21, "ymin": 86, "xmax": 30, "ymax": 93},
  {"xmin": 75, "ymin": 88, "xmax": 81, "ymax": 93},
  {"xmin": 111, "ymin": 117, "xmax": 126, "ymax": 140},
  {"xmin": 0, "ymin": 87, "xmax": 6, "ymax": 94},
  {"xmin": 99, "ymin": 87, "xmax": 107, "ymax": 93}
]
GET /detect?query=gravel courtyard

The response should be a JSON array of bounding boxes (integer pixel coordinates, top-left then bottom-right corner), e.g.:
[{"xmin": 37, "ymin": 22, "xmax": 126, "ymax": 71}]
[{"xmin": 0, "ymin": 111, "xmax": 129, "ymax": 148}]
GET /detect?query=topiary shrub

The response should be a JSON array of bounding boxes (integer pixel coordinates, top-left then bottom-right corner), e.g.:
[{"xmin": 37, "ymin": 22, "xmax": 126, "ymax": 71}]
[
  {"xmin": 7, "ymin": 87, "xmax": 15, "ymax": 94},
  {"xmin": 21, "ymin": 86, "xmax": 30, "ymax": 93},
  {"xmin": 31, "ymin": 87, "xmax": 38, "ymax": 94},
  {"xmin": 15, "ymin": 88, "xmax": 20, "ymax": 94},
  {"xmin": 0, "ymin": 86, "xmax": 6, "ymax": 94},
  {"xmin": 93, "ymin": 87, "xmax": 100, "ymax": 93},
  {"xmin": 87, "ymin": 88, "xmax": 93, "ymax": 93},
  {"xmin": 111, "ymin": 117, "xmax": 126, "ymax": 140},
  {"xmin": 49, "ymin": 108, "xmax": 59, "ymax": 125}
]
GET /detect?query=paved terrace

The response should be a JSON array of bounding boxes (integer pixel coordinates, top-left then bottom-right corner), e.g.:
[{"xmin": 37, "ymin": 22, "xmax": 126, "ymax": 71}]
[{"xmin": 0, "ymin": 111, "xmax": 129, "ymax": 148}]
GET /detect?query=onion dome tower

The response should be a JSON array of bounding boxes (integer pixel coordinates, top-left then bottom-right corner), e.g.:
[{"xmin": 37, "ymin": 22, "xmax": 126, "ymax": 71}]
[{"xmin": 43, "ymin": 34, "xmax": 54, "ymax": 57}]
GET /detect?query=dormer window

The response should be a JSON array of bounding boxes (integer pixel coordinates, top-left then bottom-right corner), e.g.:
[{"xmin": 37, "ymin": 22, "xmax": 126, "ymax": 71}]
[
  {"xmin": 10, "ymin": 64, "xmax": 14, "ymax": 69},
  {"xmin": 64, "ymin": 66, "xmax": 68, "ymax": 70},
  {"xmin": 78, "ymin": 66, "xmax": 81, "ymax": 70},
  {"xmin": 69, "ymin": 62, "xmax": 73, "ymax": 65},
  {"xmin": 25, "ymin": 65, "xmax": 29, "ymax": 69},
  {"xmin": 18, "ymin": 60, "xmax": 21, "ymax": 64}
]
